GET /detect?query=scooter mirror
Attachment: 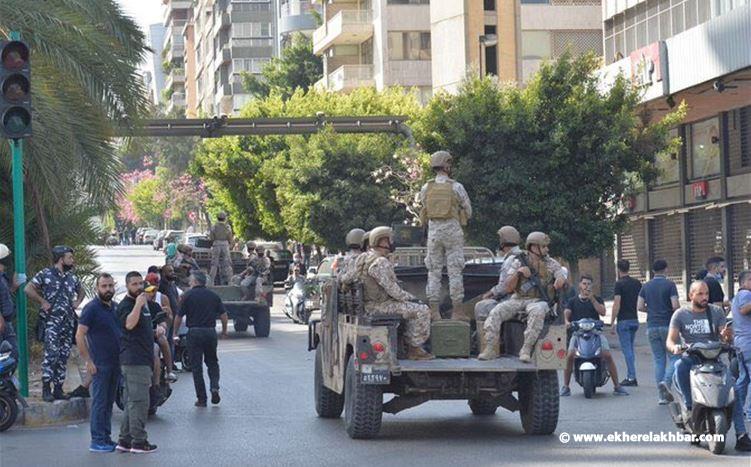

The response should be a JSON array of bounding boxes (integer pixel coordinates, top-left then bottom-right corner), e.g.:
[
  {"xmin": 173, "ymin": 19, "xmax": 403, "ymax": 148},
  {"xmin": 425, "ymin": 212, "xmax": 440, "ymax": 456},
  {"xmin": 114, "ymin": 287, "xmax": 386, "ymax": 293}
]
[{"xmin": 0, "ymin": 340, "xmax": 12, "ymax": 354}]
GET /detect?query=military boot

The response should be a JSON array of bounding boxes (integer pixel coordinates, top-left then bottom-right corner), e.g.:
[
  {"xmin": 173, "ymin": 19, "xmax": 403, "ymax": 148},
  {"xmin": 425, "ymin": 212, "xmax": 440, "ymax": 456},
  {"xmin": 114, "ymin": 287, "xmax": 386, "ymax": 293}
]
[
  {"xmin": 478, "ymin": 332, "xmax": 499, "ymax": 360},
  {"xmin": 429, "ymin": 303, "xmax": 442, "ymax": 321},
  {"xmin": 407, "ymin": 346, "xmax": 435, "ymax": 360},
  {"xmin": 450, "ymin": 300, "xmax": 471, "ymax": 322},
  {"xmin": 518, "ymin": 343, "xmax": 535, "ymax": 363},
  {"xmin": 42, "ymin": 381, "xmax": 54, "ymax": 402},
  {"xmin": 53, "ymin": 384, "xmax": 70, "ymax": 400}
]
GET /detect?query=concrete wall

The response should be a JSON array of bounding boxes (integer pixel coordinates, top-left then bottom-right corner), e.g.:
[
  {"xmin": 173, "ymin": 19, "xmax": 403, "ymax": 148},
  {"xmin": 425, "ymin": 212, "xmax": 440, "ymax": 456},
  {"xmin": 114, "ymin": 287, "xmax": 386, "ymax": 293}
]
[{"xmin": 430, "ymin": 0, "xmax": 469, "ymax": 94}]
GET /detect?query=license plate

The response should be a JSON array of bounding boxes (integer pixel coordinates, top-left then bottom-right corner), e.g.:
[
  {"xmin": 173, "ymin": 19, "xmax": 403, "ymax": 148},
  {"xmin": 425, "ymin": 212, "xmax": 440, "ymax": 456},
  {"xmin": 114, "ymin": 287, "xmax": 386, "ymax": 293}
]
[{"xmin": 359, "ymin": 365, "xmax": 390, "ymax": 385}]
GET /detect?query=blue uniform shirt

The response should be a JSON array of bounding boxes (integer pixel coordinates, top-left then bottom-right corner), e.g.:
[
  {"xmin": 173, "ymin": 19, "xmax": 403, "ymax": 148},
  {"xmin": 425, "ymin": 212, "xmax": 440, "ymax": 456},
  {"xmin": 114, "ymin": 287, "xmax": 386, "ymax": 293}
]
[{"xmin": 79, "ymin": 297, "xmax": 121, "ymax": 368}]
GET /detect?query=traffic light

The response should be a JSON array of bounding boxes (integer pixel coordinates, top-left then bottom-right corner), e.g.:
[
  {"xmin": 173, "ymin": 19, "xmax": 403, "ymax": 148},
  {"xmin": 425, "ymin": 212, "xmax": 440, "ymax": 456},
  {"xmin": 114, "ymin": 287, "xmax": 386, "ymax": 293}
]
[{"xmin": 0, "ymin": 40, "xmax": 31, "ymax": 139}]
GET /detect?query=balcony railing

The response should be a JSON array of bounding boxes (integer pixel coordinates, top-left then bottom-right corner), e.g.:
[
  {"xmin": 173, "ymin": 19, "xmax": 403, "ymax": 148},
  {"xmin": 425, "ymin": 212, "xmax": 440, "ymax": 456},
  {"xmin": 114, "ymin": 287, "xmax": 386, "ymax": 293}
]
[
  {"xmin": 231, "ymin": 38, "xmax": 274, "ymax": 48},
  {"xmin": 313, "ymin": 10, "xmax": 373, "ymax": 51},
  {"xmin": 328, "ymin": 64, "xmax": 374, "ymax": 91}
]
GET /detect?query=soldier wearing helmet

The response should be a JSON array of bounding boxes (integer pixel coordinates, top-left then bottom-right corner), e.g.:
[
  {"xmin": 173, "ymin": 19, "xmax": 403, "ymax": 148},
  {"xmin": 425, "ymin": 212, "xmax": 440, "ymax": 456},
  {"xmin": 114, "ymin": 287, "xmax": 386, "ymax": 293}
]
[
  {"xmin": 418, "ymin": 150, "xmax": 472, "ymax": 321},
  {"xmin": 25, "ymin": 246, "xmax": 85, "ymax": 401},
  {"xmin": 473, "ymin": 227, "xmax": 523, "ymax": 354},
  {"xmin": 237, "ymin": 241, "xmax": 269, "ymax": 301},
  {"xmin": 355, "ymin": 227, "xmax": 434, "ymax": 360},
  {"xmin": 338, "ymin": 228, "xmax": 366, "ymax": 291},
  {"xmin": 209, "ymin": 212, "xmax": 234, "ymax": 285},
  {"xmin": 478, "ymin": 232, "xmax": 567, "ymax": 362},
  {"xmin": 0, "ymin": 244, "xmax": 18, "ymax": 363}
]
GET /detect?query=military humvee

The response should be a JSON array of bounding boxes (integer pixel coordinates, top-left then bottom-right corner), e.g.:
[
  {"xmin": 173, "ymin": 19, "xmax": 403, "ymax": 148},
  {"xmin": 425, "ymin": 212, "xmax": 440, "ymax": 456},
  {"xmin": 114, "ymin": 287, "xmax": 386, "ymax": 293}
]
[
  {"xmin": 308, "ymin": 247, "xmax": 566, "ymax": 439},
  {"xmin": 210, "ymin": 285, "xmax": 271, "ymax": 337}
]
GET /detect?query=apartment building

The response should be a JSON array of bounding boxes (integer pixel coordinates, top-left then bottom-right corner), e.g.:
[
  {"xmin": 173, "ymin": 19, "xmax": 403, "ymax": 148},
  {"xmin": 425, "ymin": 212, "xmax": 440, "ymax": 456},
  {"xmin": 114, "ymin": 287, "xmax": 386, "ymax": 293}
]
[
  {"xmin": 311, "ymin": 0, "xmax": 433, "ymax": 102},
  {"xmin": 148, "ymin": 23, "xmax": 167, "ymax": 104},
  {"xmin": 191, "ymin": 0, "xmax": 278, "ymax": 116},
  {"xmin": 598, "ymin": 0, "xmax": 751, "ymax": 299},
  {"xmin": 278, "ymin": 0, "xmax": 320, "ymax": 49},
  {"xmin": 162, "ymin": 0, "xmax": 191, "ymax": 114}
]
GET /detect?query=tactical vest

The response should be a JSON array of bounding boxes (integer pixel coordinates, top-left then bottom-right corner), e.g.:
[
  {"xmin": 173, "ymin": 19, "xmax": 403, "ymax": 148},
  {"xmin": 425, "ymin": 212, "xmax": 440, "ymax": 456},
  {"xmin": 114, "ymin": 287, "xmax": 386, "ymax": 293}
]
[
  {"xmin": 211, "ymin": 222, "xmax": 232, "ymax": 241},
  {"xmin": 424, "ymin": 181, "xmax": 460, "ymax": 221},
  {"xmin": 514, "ymin": 255, "xmax": 554, "ymax": 300},
  {"xmin": 360, "ymin": 253, "xmax": 391, "ymax": 304}
]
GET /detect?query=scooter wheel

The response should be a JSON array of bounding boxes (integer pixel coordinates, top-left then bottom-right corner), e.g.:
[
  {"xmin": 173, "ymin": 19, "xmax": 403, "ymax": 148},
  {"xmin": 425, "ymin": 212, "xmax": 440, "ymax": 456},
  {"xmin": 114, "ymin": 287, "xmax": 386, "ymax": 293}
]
[{"xmin": 0, "ymin": 394, "xmax": 19, "ymax": 432}]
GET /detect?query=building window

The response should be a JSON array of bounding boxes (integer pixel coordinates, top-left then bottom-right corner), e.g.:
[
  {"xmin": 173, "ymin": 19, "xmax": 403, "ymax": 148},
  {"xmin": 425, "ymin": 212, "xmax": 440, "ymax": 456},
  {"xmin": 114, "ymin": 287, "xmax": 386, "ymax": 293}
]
[
  {"xmin": 689, "ymin": 117, "xmax": 721, "ymax": 179},
  {"xmin": 521, "ymin": 31, "xmax": 551, "ymax": 59},
  {"xmin": 387, "ymin": 32, "xmax": 431, "ymax": 60},
  {"xmin": 387, "ymin": 0, "xmax": 430, "ymax": 4},
  {"xmin": 233, "ymin": 22, "xmax": 272, "ymax": 38},
  {"xmin": 655, "ymin": 128, "xmax": 681, "ymax": 185},
  {"xmin": 233, "ymin": 58, "xmax": 271, "ymax": 74},
  {"xmin": 232, "ymin": 2, "xmax": 271, "ymax": 12},
  {"xmin": 483, "ymin": 0, "xmax": 496, "ymax": 10}
]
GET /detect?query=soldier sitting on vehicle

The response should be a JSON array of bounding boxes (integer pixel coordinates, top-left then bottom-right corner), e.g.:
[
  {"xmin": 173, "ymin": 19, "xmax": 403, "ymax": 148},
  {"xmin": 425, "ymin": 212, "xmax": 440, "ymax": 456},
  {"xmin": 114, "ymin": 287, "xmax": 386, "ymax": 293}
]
[
  {"xmin": 337, "ymin": 228, "xmax": 366, "ymax": 291},
  {"xmin": 479, "ymin": 232, "xmax": 567, "ymax": 363},
  {"xmin": 474, "ymin": 226, "xmax": 523, "ymax": 322},
  {"xmin": 235, "ymin": 241, "xmax": 269, "ymax": 301},
  {"xmin": 356, "ymin": 226, "xmax": 434, "ymax": 360}
]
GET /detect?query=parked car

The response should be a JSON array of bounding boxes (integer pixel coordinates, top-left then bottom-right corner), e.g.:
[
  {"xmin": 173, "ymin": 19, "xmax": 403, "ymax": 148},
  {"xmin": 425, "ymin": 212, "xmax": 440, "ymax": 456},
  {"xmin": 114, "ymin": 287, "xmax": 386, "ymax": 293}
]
[
  {"xmin": 142, "ymin": 229, "xmax": 160, "ymax": 245},
  {"xmin": 153, "ymin": 230, "xmax": 168, "ymax": 250}
]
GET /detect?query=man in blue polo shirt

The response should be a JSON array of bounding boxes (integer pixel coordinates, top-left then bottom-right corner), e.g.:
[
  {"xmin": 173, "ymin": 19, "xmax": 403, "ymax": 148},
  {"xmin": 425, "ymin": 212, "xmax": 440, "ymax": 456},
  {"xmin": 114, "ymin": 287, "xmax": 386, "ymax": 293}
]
[
  {"xmin": 731, "ymin": 270, "xmax": 751, "ymax": 451},
  {"xmin": 638, "ymin": 259, "xmax": 680, "ymax": 405},
  {"xmin": 76, "ymin": 273, "xmax": 120, "ymax": 453}
]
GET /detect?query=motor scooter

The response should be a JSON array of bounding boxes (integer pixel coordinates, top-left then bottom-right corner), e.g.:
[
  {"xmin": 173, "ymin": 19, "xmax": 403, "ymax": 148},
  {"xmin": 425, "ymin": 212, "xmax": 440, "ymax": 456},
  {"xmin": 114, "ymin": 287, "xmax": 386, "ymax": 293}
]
[
  {"xmin": 284, "ymin": 279, "xmax": 315, "ymax": 324},
  {"xmin": 667, "ymin": 341, "xmax": 734, "ymax": 455},
  {"xmin": 570, "ymin": 318, "xmax": 609, "ymax": 398},
  {"xmin": 0, "ymin": 340, "xmax": 27, "ymax": 432}
]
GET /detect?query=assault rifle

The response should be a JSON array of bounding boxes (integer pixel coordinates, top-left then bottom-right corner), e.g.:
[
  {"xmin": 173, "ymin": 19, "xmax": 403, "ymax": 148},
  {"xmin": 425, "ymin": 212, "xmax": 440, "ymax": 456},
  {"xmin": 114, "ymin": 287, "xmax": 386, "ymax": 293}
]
[{"xmin": 516, "ymin": 253, "xmax": 561, "ymax": 320}]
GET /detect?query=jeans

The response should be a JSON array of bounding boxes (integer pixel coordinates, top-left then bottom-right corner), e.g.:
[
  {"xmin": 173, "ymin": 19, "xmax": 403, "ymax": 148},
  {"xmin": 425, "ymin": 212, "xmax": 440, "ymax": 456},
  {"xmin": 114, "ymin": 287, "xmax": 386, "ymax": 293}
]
[
  {"xmin": 647, "ymin": 326, "xmax": 679, "ymax": 389},
  {"xmin": 674, "ymin": 355, "xmax": 701, "ymax": 409},
  {"xmin": 90, "ymin": 365, "xmax": 120, "ymax": 444},
  {"xmin": 118, "ymin": 365, "xmax": 151, "ymax": 444},
  {"xmin": 616, "ymin": 319, "xmax": 639, "ymax": 380},
  {"xmin": 187, "ymin": 328, "xmax": 220, "ymax": 402},
  {"xmin": 733, "ymin": 351, "xmax": 751, "ymax": 435}
]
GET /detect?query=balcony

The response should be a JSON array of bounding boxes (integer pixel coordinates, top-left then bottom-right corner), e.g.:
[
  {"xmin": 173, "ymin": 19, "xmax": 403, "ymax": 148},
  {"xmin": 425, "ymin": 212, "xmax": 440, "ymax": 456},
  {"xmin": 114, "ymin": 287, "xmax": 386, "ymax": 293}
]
[
  {"xmin": 280, "ymin": 0, "xmax": 318, "ymax": 35},
  {"xmin": 164, "ymin": 44, "xmax": 185, "ymax": 63},
  {"xmin": 231, "ymin": 38, "xmax": 275, "ymax": 48},
  {"xmin": 320, "ymin": 64, "xmax": 374, "ymax": 92},
  {"xmin": 313, "ymin": 10, "xmax": 373, "ymax": 55},
  {"xmin": 167, "ymin": 91, "xmax": 186, "ymax": 113},
  {"xmin": 165, "ymin": 68, "xmax": 186, "ymax": 90}
]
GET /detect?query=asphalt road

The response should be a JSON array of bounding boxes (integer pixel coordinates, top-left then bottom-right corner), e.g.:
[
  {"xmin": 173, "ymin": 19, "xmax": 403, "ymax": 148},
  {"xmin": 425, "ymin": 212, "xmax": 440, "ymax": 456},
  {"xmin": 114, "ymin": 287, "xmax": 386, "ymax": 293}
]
[{"xmin": 1, "ymin": 245, "xmax": 749, "ymax": 466}]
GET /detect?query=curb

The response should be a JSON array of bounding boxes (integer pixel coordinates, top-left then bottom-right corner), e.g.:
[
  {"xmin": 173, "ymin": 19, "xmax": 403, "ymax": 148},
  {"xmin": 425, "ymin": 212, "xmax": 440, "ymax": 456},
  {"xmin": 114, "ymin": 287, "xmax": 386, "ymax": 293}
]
[{"xmin": 19, "ymin": 396, "xmax": 91, "ymax": 428}]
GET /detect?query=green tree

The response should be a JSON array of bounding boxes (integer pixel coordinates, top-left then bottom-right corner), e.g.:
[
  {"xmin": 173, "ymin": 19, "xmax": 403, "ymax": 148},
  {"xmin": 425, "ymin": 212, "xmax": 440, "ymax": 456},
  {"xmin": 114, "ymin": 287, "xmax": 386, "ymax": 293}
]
[
  {"xmin": 417, "ymin": 53, "xmax": 684, "ymax": 264},
  {"xmin": 243, "ymin": 33, "xmax": 323, "ymax": 100},
  {"xmin": 0, "ymin": 0, "xmax": 148, "ymax": 272},
  {"xmin": 193, "ymin": 87, "xmax": 422, "ymax": 248}
]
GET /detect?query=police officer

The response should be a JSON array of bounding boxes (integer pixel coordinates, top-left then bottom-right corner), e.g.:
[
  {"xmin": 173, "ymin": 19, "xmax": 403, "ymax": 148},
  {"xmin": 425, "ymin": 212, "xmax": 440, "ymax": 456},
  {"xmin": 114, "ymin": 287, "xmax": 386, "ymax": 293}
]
[
  {"xmin": 209, "ymin": 212, "xmax": 234, "ymax": 285},
  {"xmin": 475, "ymin": 226, "xmax": 523, "ymax": 321},
  {"xmin": 338, "ymin": 228, "xmax": 365, "ymax": 290},
  {"xmin": 0, "ymin": 244, "xmax": 19, "ymax": 361},
  {"xmin": 478, "ymin": 232, "xmax": 566, "ymax": 362},
  {"xmin": 419, "ymin": 151, "xmax": 472, "ymax": 321},
  {"xmin": 357, "ymin": 227, "xmax": 433, "ymax": 360},
  {"xmin": 26, "ymin": 246, "xmax": 84, "ymax": 402}
]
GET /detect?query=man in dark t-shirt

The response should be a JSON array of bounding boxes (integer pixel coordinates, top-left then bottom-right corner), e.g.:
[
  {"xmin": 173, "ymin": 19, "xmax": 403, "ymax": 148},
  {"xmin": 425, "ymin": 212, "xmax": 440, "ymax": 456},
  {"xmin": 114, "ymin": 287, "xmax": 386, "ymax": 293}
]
[
  {"xmin": 703, "ymin": 256, "xmax": 728, "ymax": 308},
  {"xmin": 610, "ymin": 259, "xmax": 642, "ymax": 386},
  {"xmin": 560, "ymin": 275, "xmax": 628, "ymax": 397},
  {"xmin": 115, "ymin": 272, "xmax": 157, "ymax": 454}
]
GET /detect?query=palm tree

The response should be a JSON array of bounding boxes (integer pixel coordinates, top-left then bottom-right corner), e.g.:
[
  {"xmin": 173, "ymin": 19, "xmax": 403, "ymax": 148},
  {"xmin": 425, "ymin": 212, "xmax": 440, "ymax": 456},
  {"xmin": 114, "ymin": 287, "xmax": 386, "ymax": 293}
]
[{"xmin": 0, "ymin": 0, "xmax": 149, "ymax": 274}]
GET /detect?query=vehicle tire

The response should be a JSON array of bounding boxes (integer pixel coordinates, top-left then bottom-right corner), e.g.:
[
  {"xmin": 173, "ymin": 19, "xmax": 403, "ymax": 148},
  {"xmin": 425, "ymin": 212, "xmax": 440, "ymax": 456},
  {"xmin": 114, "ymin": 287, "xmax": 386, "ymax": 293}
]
[
  {"xmin": 180, "ymin": 348, "xmax": 192, "ymax": 372},
  {"xmin": 707, "ymin": 409, "xmax": 728, "ymax": 455},
  {"xmin": 0, "ymin": 394, "xmax": 19, "ymax": 432},
  {"xmin": 315, "ymin": 346, "xmax": 344, "ymax": 418},
  {"xmin": 344, "ymin": 355, "xmax": 382, "ymax": 439},
  {"xmin": 518, "ymin": 370, "xmax": 559, "ymax": 435},
  {"xmin": 234, "ymin": 319, "xmax": 249, "ymax": 333},
  {"xmin": 582, "ymin": 371, "xmax": 595, "ymax": 399},
  {"xmin": 254, "ymin": 306, "xmax": 271, "ymax": 337},
  {"xmin": 468, "ymin": 398, "xmax": 498, "ymax": 416},
  {"xmin": 300, "ymin": 307, "xmax": 312, "ymax": 325},
  {"xmin": 115, "ymin": 378, "xmax": 125, "ymax": 411}
]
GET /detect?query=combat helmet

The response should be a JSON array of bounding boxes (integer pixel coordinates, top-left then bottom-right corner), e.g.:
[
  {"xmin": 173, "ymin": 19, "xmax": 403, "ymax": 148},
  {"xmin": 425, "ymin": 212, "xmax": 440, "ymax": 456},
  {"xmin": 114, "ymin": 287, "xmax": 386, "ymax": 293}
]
[
  {"xmin": 430, "ymin": 150, "xmax": 452, "ymax": 169},
  {"xmin": 369, "ymin": 226, "xmax": 393, "ymax": 247},
  {"xmin": 525, "ymin": 231, "xmax": 550, "ymax": 250},
  {"xmin": 245, "ymin": 240, "xmax": 257, "ymax": 250},
  {"xmin": 497, "ymin": 226, "xmax": 520, "ymax": 246},
  {"xmin": 345, "ymin": 228, "xmax": 366, "ymax": 249},
  {"xmin": 0, "ymin": 244, "xmax": 9, "ymax": 260},
  {"xmin": 217, "ymin": 211, "xmax": 227, "ymax": 221}
]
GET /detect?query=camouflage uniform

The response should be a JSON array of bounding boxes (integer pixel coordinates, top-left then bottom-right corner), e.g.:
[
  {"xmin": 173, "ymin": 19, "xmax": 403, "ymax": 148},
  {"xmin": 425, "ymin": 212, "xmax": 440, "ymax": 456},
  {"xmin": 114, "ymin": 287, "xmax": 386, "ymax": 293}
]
[
  {"xmin": 209, "ymin": 221, "xmax": 234, "ymax": 285},
  {"xmin": 32, "ymin": 267, "xmax": 81, "ymax": 386},
  {"xmin": 338, "ymin": 250, "xmax": 362, "ymax": 291},
  {"xmin": 474, "ymin": 246, "xmax": 522, "ymax": 321},
  {"xmin": 419, "ymin": 174, "xmax": 472, "ymax": 304},
  {"xmin": 239, "ymin": 253, "xmax": 269, "ymax": 300},
  {"xmin": 483, "ymin": 253, "xmax": 566, "ymax": 357},
  {"xmin": 359, "ymin": 251, "xmax": 430, "ymax": 346}
]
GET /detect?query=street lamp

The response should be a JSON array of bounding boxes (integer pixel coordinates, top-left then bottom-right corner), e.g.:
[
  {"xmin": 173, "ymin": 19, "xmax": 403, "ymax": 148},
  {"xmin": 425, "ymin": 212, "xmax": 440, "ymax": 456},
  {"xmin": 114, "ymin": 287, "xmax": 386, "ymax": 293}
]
[{"xmin": 478, "ymin": 34, "xmax": 498, "ymax": 77}]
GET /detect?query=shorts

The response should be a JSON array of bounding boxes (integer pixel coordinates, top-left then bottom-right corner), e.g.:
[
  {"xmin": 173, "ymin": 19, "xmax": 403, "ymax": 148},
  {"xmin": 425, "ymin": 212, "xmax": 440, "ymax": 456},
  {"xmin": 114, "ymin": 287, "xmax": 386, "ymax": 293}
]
[{"xmin": 568, "ymin": 333, "xmax": 610, "ymax": 353}]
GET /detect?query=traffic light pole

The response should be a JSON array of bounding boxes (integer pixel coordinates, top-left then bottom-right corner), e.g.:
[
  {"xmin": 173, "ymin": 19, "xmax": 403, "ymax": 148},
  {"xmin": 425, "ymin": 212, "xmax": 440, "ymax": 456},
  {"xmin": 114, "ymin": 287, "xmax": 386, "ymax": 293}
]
[{"xmin": 9, "ymin": 138, "xmax": 28, "ymax": 397}]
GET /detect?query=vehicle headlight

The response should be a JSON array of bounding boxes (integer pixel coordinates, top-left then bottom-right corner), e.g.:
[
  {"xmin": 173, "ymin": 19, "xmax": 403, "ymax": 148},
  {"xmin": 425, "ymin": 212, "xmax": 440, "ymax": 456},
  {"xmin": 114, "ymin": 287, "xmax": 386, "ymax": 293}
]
[
  {"xmin": 579, "ymin": 322, "xmax": 595, "ymax": 332},
  {"xmin": 697, "ymin": 348, "xmax": 721, "ymax": 360}
]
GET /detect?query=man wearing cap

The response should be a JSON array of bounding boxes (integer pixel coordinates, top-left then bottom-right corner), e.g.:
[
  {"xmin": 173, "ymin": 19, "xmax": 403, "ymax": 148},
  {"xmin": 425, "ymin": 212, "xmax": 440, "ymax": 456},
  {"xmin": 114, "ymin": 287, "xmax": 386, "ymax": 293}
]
[
  {"xmin": 209, "ymin": 212, "xmax": 234, "ymax": 285},
  {"xmin": 418, "ymin": 150, "xmax": 472, "ymax": 321},
  {"xmin": 26, "ymin": 246, "xmax": 84, "ymax": 402}
]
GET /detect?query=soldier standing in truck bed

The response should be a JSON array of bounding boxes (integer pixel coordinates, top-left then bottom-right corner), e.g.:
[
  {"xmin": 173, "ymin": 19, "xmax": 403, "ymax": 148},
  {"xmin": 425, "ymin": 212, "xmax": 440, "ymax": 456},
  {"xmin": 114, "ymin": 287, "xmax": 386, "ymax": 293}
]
[
  {"xmin": 418, "ymin": 151, "xmax": 472, "ymax": 322},
  {"xmin": 209, "ymin": 212, "xmax": 234, "ymax": 286}
]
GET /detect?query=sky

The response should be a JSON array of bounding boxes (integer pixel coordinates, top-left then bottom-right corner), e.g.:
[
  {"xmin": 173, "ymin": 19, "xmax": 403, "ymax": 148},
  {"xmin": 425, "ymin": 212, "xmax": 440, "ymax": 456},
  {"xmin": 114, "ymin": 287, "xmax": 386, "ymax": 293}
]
[{"xmin": 116, "ymin": 0, "xmax": 166, "ymax": 71}]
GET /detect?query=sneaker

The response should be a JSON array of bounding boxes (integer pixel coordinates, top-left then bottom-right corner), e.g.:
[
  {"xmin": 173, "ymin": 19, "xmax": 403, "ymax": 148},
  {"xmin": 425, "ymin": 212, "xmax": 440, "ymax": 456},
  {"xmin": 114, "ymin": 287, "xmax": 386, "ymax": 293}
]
[
  {"xmin": 560, "ymin": 386, "xmax": 571, "ymax": 397},
  {"xmin": 619, "ymin": 378, "xmax": 637, "ymax": 387},
  {"xmin": 69, "ymin": 385, "xmax": 90, "ymax": 398},
  {"xmin": 613, "ymin": 386, "xmax": 629, "ymax": 396},
  {"xmin": 130, "ymin": 441, "xmax": 158, "ymax": 454},
  {"xmin": 166, "ymin": 372, "xmax": 178, "ymax": 383},
  {"xmin": 195, "ymin": 399, "xmax": 207, "ymax": 407},
  {"xmin": 211, "ymin": 390, "xmax": 221, "ymax": 405},
  {"xmin": 658, "ymin": 381, "xmax": 670, "ymax": 401},
  {"xmin": 89, "ymin": 442, "xmax": 116, "ymax": 453},
  {"xmin": 115, "ymin": 440, "xmax": 131, "ymax": 452},
  {"xmin": 657, "ymin": 396, "xmax": 669, "ymax": 405},
  {"xmin": 736, "ymin": 433, "xmax": 751, "ymax": 452}
]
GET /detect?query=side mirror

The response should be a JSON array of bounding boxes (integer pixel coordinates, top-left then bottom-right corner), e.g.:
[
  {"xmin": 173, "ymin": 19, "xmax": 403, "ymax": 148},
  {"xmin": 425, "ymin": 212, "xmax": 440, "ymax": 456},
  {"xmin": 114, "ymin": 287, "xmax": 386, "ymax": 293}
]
[{"xmin": 0, "ymin": 340, "xmax": 12, "ymax": 354}]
